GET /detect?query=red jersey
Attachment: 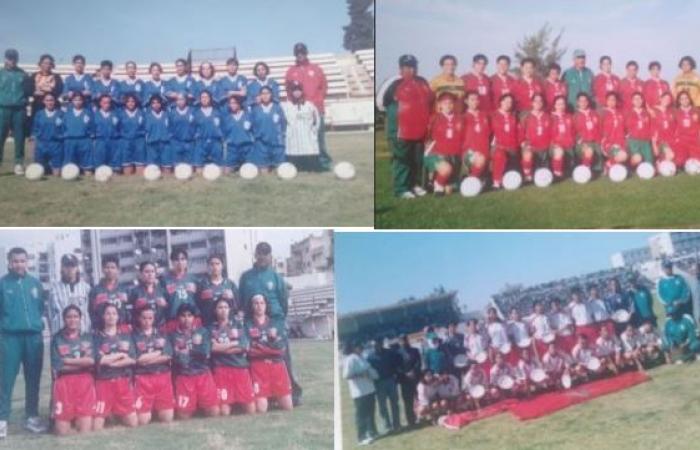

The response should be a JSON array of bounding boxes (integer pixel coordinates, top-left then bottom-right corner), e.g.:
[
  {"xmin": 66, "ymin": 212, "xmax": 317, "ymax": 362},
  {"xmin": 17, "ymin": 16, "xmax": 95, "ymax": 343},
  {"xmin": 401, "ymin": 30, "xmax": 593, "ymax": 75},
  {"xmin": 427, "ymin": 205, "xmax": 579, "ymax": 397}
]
[
  {"xmin": 574, "ymin": 109, "xmax": 602, "ymax": 142},
  {"xmin": 491, "ymin": 110, "xmax": 519, "ymax": 149},
  {"xmin": 600, "ymin": 107, "xmax": 626, "ymax": 151},
  {"xmin": 490, "ymin": 73, "xmax": 517, "ymax": 107},
  {"xmin": 429, "ymin": 112, "xmax": 464, "ymax": 156},
  {"xmin": 550, "ymin": 111, "xmax": 575, "ymax": 149},
  {"xmin": 462, "ymin": 72, "xmax": 492, "ymax": 111},
  {"xmin": 520, "ymin": 111, "xmax": 552, "ymax": 150},
  {"xmin": 643, "ymin": 78, "xmax": 671, "ymax": 108},
  {"xmin": 543, "ymin": 78, "xmax": 567, "ymax": 111},
  {"xmin": 619, "ymin": 77, "xmax": 644, "ymax": 111},
  {"xmin": 674, "ymin": 107, "xmax": 700, "ymax": 142},
  {"xmin": 395, "ymin": 76, "xmax": 433, "ymax": 140},
  {"xmin": 462, "ymin": 110, "xmax": 491, "ymax": 154},
  {"xmin": 625, "ymin": 108, "xmax": 652, "ymax": 140},
  {"xmin": 284, "ymin": 62, "xmax": 327, "ymax": 113},
  {"xmin": 592, "ymin": 73, "xmax": 621, "ymax": 108},
  {"xmin": 513, "ymin": 77, "xmax": 543, "ymax": 112},
  {"xmin": 651, "ymin": 107, "xmax": 676, "ymax": 144}
]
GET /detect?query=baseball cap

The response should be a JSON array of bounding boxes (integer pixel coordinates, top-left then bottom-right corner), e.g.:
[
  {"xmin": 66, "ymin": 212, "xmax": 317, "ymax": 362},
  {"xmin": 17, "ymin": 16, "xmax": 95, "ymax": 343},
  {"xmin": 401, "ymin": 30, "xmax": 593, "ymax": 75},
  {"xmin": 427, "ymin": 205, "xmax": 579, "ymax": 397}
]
[
  {"xmin": 293, "ymin": 42, "xmax": 308, "ymax": 55},
  {"xmin": 61, "ymin": 254, "xmax": 79, "ymax": 267},
  {"xmin": 399, "ymin": 54, "xmax": 418, "ymax": 68},
  {"xmin": 573, "ymin": 49, "xmax": 586, "ymax": 58},
  {"xmin": 4, "ymin": 48, "xmax": 18, "ymax": 62},
  {"xmin": 662, "ymin": 259, "xmax": 673, "ymax": 268},
  {"xmin": 255, "ymin": 242, "xmax": 272, "ymax": 255}
]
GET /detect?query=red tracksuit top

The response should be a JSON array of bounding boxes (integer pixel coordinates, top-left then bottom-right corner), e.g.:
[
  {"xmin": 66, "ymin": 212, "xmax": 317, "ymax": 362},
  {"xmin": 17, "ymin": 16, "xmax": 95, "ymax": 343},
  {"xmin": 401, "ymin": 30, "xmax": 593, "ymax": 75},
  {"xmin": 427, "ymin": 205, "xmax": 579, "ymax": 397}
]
[
  {"xmin": 491, "ymin": 110, "xmax": 519, "ymax": 150},
  {"xmin": 284, "ymin": 62, "xmax": 327, "ymax": 113},
  {"xmin": 619, "ymin": 77, "xmax": 644, "ymax": 111},
  {"xmin": 543, "ymin": 78, "xmax": 567, "ymax": 111},
  {"xmin": 490, "ymin": 73, "xmax": 517, "ymax": 107},
  {"xmin": 574, "ymin": 109, "xmax": 602, "ymax": 142},
  {"xmin": 593, "ymin": 73, "xmax": 621, "ymax": 108},
  {"xmin": 520, "ymin": 111, "xmax": 552, "ymax": 150},
  {"xmin": 625, "ymin": 108, "xmax": 652, "ymax": 140},
  {"xmin": 643, "ymin": 78, "xmax": 671, "ymax": 109},
  {"xmin": 429, "ymin": 112, "xmax": 464, "ymax": 156},
  {"xmin": 462, "ymin": 109, "xmax": 491, "ymax": 154},
  {"xmin": 550, "ymin": 111, "xmax": 575, "ymax": 149},
  {"xmin": 462, "ymin": 72, "xmax": 492, "ymax": 111},
  {"xmin": 395, "ymin": 76, "xmax": 433, "ymax": 141},
  {"xmin": 601, "ymin": 107, "xmax": 626, "ymax": 151},
  {"xmin": 651, "ymin": 107, "xmax": 676, "ymax": 144},
  {"xmin": 513, "ymin": 77, "xmax": 543, "ymax": 112}
]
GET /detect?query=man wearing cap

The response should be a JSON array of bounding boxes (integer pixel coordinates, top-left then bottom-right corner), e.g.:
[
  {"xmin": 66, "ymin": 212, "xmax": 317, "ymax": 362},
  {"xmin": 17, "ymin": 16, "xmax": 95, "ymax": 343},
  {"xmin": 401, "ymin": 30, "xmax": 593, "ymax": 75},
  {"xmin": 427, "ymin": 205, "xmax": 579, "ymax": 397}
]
[
  {"xmin": 657, "ymin": 260, "xmax": 693, "ymax": 318},
  {"xmin": 48, "ymin": 254, "xmax": 91, "ymax": 334},
  {"xmin": 382, "ymin": 54, "xmax": 433, "ymax": 199},
  {"xmin": 562, "ymin": 50, "xmax": 594, "ymax": 109},
  {"xmin": 0, "ymin": 49, "xmax": 32, "ymax": 175},
  {"xmin": 285, "ymin": 43, "xmax": 332, "ymax": 170}
]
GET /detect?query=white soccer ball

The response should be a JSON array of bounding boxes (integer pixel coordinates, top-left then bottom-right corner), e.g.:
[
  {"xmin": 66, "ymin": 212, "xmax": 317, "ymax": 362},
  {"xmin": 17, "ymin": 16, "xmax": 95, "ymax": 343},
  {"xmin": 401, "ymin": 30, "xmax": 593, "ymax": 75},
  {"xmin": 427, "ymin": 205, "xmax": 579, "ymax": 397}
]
[
  {"xmin": 61, "ymin": 163, "xmax": 80, "ymax": 181},
  {"xmin": 94, "ymin": 165, "xmax": 113, "ymax": 182},
  {"xmin": 502, "ymin": 170, "xmax": 522, "ymax": 191},
  {"xmin": 174, "ymin": 163, "xmax": 193, "ymax": 180},
  {"xmin": 636, "ymin": 162, "xmax": 655, "ymax": 180},
  {"xmin": 459, "ymin": 176, "xmax": 482, "ymax": 197},
  {"xmin": 334, "ymin": 161, "xmax": 356, "ymax": 180},
  {"xmin": 143, "ymin": 164, "xmax": 161, "ymax": 181},
  {"xmin": 684, "ymin": 158, "xmax": 700, "ymax": 175},
  {"xmin": 276, "ymin": 162, "xmax": 298, "ymax": 180},
  {"xmin": 25, "ymin": 163, "xmax": 44, "ymax": 181},
  {"xmin": 608, "ymin": 164, "xmax": 627, "ymax": 183},
  {"xmin": 572, "ymin": 165, "xmax": 592, "ymax": 184},
  {"xmin": 658, "ymin": 160, "xmax": 677, "ymax": 177},
  {"xmin": 239, "ymin": 163, "xmax": 259, "ymax": 180},
  {"xmin": 202, "ymin": 163, "xmax": 222, "ymax": 181},
  {"xmin": 534, "ymin": 168, "xmax": 553, "ymax": 188}
]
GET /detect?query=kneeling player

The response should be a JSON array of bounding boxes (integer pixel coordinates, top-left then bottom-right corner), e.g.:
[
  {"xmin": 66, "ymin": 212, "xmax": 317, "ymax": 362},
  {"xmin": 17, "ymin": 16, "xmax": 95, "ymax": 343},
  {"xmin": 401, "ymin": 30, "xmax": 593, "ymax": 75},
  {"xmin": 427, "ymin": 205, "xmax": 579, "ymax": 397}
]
[
  {"xmin": 210, "ymin": 299, "xmax": 256, "ymax": 415},
  {"xmin": 519, "ymin": 93, "xmax": 552, "ymax": 182},
  {"xmin": 132, "ymin": 306, "xmax": 175, "ymax": 425},
  {"xmin": 571, "ymin": 334, "xmax": 602, "ymax": 381},
  {"xmin": 600, "ymin": 92, "xmax": 628, "ymax": 171},
  {"xmin": 170, "ymin": 304, "xmax": 220, "ymax": 419},
  {"xmin": 246, "ymin": 294, "xmax": 293, "ymax": 413},
  {"xmin": 662, "ymin": 309, "xmax": 700, "ymax": 364},
  {"xmin": 415, "ymin": 370, "xmax": 438, "ymax": 423},
  {"xmin": 435, "ymin": 371, "xmax": 460, "ymax": 414},
  {"xmin": 541, "ymin": 343, "xmax": 572, "ymax": 390},
  {"xmin": 462, "ymin": 91, "xmax": 490, "ymax": 179},
  {"xmin": 51, "ymin": 306, "xmax": 96, "ymax": 435},
  {"xmin": 625, "ymin": 92, "xmax": 654, "ymax": 166},
  {"xmin": 638, "ymin": 321, "xmax": 667, "ymax": 364},
  {"xmin": 425, "ymin": 92, "xmax": 463, "ymax": 195},
  {"xmin": 594, "ymin": 326, "xmax": 621, "ymax": 374},
  {"xmin": 489, "ymin": 352, "xmax": 515, "ymax": 399},
  {"xmin": 573, "ymin": 93, "xmax": 603, "ymax": 172},
  {"xmin": 619, "ymin": 324, "xmax": 645, "ymax": 370},
  {"xmin": 461, "ymin": 362, "xmax": 489, "ymax": 410},
  {"xmin": 549, "ymin": 96, "xmax": 575, "ymax": 177},
  {"xmin": 490, "ymin": 94, "xmax": 520, "ymax": 189},
  {"xmin": 652, "ymin": 92, "xmax": 678, "ymax": 167}
]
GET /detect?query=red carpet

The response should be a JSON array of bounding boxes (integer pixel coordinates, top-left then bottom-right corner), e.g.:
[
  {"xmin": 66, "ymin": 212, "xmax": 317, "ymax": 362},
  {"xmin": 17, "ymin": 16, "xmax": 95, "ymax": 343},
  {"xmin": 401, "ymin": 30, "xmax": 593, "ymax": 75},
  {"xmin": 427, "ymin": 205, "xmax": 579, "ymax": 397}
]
[
  {"xmin": 509, "ymin": 371, "xmax": 650, "ymax": 421},
  {"xmin": 439, "ymin": 399, "xmax": 516, "ymax": 430}
]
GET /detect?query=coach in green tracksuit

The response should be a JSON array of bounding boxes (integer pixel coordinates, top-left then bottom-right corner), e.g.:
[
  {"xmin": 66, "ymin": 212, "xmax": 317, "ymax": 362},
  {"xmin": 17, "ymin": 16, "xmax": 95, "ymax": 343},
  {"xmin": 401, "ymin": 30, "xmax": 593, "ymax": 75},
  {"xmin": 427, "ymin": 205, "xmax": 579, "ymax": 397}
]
[
  {"xmin": 562, "ymin": 49, "xmax": 594, "ymax": 109},
  {"xmin": 0, "ymin": 49, "xmax": 31, "ymax": 175},
  {"xmin": 0, "ymin": 247, "xmax": 47, "ymax": 438},
  {"xmin": 657, "ymin": 260, "xmax": 692, "ymax": 318}
]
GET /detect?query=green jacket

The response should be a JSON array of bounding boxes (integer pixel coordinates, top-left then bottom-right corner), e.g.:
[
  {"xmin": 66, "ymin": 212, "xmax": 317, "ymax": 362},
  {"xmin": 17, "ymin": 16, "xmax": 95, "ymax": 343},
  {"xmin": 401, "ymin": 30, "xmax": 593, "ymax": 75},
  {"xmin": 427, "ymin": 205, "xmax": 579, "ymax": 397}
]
[
  {"xmin": 0, "ymin": 66, "xmax": 31, "ymax": 107},
  {"xmin": 562, "ymin": 66, "xmax": 594, "ymax": 108},
  {"xmin": 0, "ymin": 271, "xmax": 45, "ymax": 333},
  {"xmin": 239, "ymin": 266, "xmax": 288, "ymax": 320}
]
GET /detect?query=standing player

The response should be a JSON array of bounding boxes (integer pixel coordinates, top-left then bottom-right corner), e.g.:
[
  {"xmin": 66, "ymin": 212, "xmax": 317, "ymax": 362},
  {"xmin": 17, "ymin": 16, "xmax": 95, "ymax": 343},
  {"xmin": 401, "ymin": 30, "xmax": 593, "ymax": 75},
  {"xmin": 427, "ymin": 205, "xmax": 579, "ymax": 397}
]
[
  {"xmin": 651, "ymin": 92, "xmax": 678, "ymax": 166},
  {"xmin": 600, "ymin": 92, "xmax": 628, "ymax": 171},
  {"xmin": 672, "ymin": 56, "xmax": 700, "ymax": 107},
  {"xmin": 247, "ymin": 62, "xmax": 280, "ymax": 106},
  {"xmin": 210, "ymin": 298, "xmax": 256, "ymax": 415},
  {"xmin": 490, "ymin": 55, "xmax": 517, "ymax": 111},
  {"xmin": 0, "ymin": 49, "xmax": 31, "ymax": 175},
  {"xmin": 192, "ymin": 62, "xmax": 219, "ymax": 107},
  {"xmin": 162, "ymin": 249, "xmax": 200, "ymax": 331},
  {"xmin": 519, "ymin": 93, "xmax": 552, "ymax": 181},
  {"xmin": 461, "ymin": 54, "xmax": 492, "ymax": 112},
  {"xmin": 221, "ymin": 95, "xmax": 254, "ymax": 172},
  {"xmin": 573, "ymin": 93, "xmax": 602, "ymax": 171},
  {"xmin": 625, "ymin": 92, "xmax": 654, "ymax": 166},
  {"xmin": 628, "ymin": 273, "xmax": 657, "ymax": 328},
  {"xmin": 490, "ymin": 93, "xmax": 520, "ymax": 189},
  {"xmin": 549, "ymin": 96, "xmax": 575, "ymax": 177},
  {"xmin": 142, "ymin": 63, "xmax": 167, "ymax": 111},
  {"xmin": 193, "ymin": 90, "xmax": 224, "ymax": 171},
  {"xmin": 50, "ymin": 305, "xmax": 96, "ymax": 435},
  {"xmin": 168, "ymin": 93, "xmax": 196, "ymax": 166},
  {"xmin": 562, "ymin": 50, "xmax": 594, "ymax": 110},
  {"xmin": 197, "ymin": 254, "xmax": 239, "ymax": 327},
  {"xmin": 250, "ymin": 86, "xmax": 287, "ymax": 171},
  {"xmin": 92, "ymin": 61, "xmax": 121, "ymax": 108},
  {"xmin": 429, "ymin": 55, "xmax": 464, "ymax": 111},
  {"xmin": 424, "ymin": 92, "xmax": 463, "ymax": 196},
  {"xmin": 143, "ymin": 95, "xmax": 170, "ymax": 170},
  {"xmin": 119, "ymin": 93, "xmax": 146, "ymax": 175},
  {"xmin": 132, "ymin": 306, "xmax": 174, "ymax": 425},
  {"xmin": 512, "ymin": 58, "xmax": 543, "ymax": 115},
  {"xmin": 119, "ymin": 61, "xmax": 144, "ymax": 106},
  {"xmin": 170, "ymin": 304, "xmax": 220, "ymax": 419},
  {"xmin": 568, "ymin": 287, "xmax": 597, "ymax": 342},
  {"xmin": 62, "ymin": 92, "xmax": 94, "ymax": 172},
  {"xmin": 165, "ymin": 58, "xmax": 195, "ymax": 106},
  {"xmin": 643, "ymin": 61, "xmax": 671, "ymax": 109},
  {"xmin": 619, "ymin": 61, "xmax": 644, "ymax": 112},
  {"xmin": 543, "ymin": 64, "xmax": 567, "ymax": 112},
  {"xmin": 93, "ymin": 94, "xmax": 121, "ymax": 173},
  {"xmin": 549, "ymin": 297, "xmax": 576, "ymax": 354},
  {"xmin": 61, "ymin": 54, "xmax": 93, "ymax": 105},
  {"xmin": 461, "ymin": 91, "xmax": 490, "ymax": 178},
  {"xmin": 593, "ymin": 56, "xmax": 620, "ymax": 109},
  {"xmin": 218, "ymin": 58, "xmax": 247, "ymax": 109},
  {"xmin": 30, "ymin": 92, "xmax": 64, "ymax": 176},
  {"xmin": 89, "ymin": 255, "xmax": 131, "ymax": 333},
  {"xmin": 129, "ymin": 261, "xmax": 169, "ymax": 331},
  {"xmin": 674, "ymin": 91, "xmax": 700, "ymax": 164},
  {"xmin": 93, "ymin": 304, "xmax": 138, "ymax": 430},
  {"xmin": 47, "ymin": 254, "xmax": 91, "ymax": 335},
  {"xmin": 657, "ymin": 260, "xmax": 692, "ymax": 317},
  {"xmin": 529, "ymin": 300, "xmax": 554, "ymax": 359}
]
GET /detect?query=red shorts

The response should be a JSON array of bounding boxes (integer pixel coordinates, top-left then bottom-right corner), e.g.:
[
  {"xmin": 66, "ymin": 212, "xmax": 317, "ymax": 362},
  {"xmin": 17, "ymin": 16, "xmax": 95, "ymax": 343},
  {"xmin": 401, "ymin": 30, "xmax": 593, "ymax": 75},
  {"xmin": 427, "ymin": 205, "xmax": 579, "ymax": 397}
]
[
  {"xmin": 174, "ymin": 372, "xmax": 219, "ymax": 413},
  {"xmin": 250, "ymin": 359, "xmax": 292, "ymax": 399},
  {"xmin": 134, "ymin": 371, "xmax": 175, "ymax": 413},
  {"xmin": 95, "ymin": 377, "xmax": 136, "ymax": 417},
  {"xmin": 213, "ymin": 366, "xmax": 255, "ymax": 405},
  {"xmin": 53, "ymin": 372, "xmax": 96, "ymax": 421}
]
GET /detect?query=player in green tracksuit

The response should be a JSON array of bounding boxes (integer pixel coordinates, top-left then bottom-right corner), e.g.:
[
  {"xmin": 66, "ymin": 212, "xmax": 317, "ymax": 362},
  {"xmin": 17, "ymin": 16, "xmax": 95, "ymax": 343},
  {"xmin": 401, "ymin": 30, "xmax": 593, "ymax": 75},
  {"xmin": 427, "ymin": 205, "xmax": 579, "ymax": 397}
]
[
  {"xmin": 0, "ymin": 247, "xmax": 47, "ymax": 438},
  {"xmin": 657, "ymin": 260, "xmax": 692, "ymax": 318},
  {"xmin": 663, "ymin": 311, "xmax": 700, "ymax": 362},
  {"xmin": 0, "ymin": 49, "xmax": 32, "ymax": 175},
  {"xmin": 628, "ymin": 273, "xmax": 657, "ymax": 327}
]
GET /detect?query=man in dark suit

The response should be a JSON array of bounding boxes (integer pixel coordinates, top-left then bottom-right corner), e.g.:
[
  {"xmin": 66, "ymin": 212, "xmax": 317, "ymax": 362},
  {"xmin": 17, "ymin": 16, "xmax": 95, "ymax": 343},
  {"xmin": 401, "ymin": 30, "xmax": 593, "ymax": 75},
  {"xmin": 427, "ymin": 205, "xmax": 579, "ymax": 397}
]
[{"xmin": 397, "ymin": 334, "xmax": 422, "ymax": 428}]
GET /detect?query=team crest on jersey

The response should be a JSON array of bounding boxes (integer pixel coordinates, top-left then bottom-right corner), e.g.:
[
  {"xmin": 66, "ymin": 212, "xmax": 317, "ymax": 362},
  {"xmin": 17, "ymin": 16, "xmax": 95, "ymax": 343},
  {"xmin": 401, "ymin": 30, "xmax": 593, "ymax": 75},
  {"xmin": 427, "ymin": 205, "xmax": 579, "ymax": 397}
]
[
  {"xmin": 136, "ymin": 84, "xmax": 142, "ymax": 92},
  {"xmin": 138, "ymin": 116, "xmax": 143, "ymax": 124},
  {"xmin": 273, "ymin": 114, "xmax": 280, "ymax": 123},
  {"xmin": 100, "ymin": 343, "xmax": 111, "ymax": 354},
  {"xmin": 58, "ymin": 344, "xmax": 70, "ymax": 356},
  {"xmin": 186, "ymin": 282, "xmax": 196, "ymax": 292},
  {"xmin": 155, "ymin": 338, "xmax": 166, "ymax": 348},
  {"xmin": 31, "ymin": 287, "xmax": 38, "ymax": 298},
  {"xmin": 214, "ymin": 118, "xmax": 220, "ymax": 127},
  {"xmin": 84, "ymin": 115, "xmax": 90, "ymax": 124},
  {"xmin": 112, "ymin": 116, "xmax": 118, "ymax": 125},
  {"xmin": 136, "ymin": 340, "xmax": 147, "ymax": 352},
  {"xmin": 309, "ymin": 70, "xmax": 314, "ymax": 76},
  {"xmin": 244, "ymin": 121, "xmax": 251, "ymax": 130},
  {"xmin": 118, "ymin": 340, "xmax": 130, "ymax": 351},
  {"xmin": 56, "ymin": 118, "xmax": 62, "ymax": 126},
  {"xmin": 201, "ymin": 289, "xmax": 213, "ymax": 300},
  {"xmin": 266, "ymin": 280, "xmax": 274, "ymax": 291}
]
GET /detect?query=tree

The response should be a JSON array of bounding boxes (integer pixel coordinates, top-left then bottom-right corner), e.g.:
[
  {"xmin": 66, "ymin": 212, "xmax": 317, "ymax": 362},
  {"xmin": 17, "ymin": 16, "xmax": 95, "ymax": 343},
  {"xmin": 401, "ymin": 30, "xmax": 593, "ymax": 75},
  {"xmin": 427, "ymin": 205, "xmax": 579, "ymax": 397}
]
[
  {"xmin": 514, "ymin": 23, "xmax": 567, "ymax": 77},
  {"xmin": 343, "ymin": 0, "xmax": 374, "ymax": 52}
]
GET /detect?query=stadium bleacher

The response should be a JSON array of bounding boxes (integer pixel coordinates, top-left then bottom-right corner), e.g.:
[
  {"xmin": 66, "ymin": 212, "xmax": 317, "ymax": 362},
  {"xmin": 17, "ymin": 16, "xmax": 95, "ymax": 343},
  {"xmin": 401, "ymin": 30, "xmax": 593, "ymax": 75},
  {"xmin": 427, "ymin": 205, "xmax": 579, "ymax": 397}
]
[
  {"xmin": 354, "ymin": 49, "xmax": 374, "ymax": 80},
  {"xmin": 288, "ymin": 284, "xmax": 334, "ymax": 338}
]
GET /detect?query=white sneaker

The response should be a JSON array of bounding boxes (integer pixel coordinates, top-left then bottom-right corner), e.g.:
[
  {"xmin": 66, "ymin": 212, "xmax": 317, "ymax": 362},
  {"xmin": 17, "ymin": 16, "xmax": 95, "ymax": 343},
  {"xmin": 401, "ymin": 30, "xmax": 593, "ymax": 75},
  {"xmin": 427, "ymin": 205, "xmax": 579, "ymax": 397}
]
[
  {"xmin": 412, "ymin": 186, "xmax": 427, "ymax": 197},
  {"xmin": 0, "ymin": 420, "xmax": 7, "ymax": 439},
  {"xmin": 13, "ymin": 164, "xmax": 24, "ymax": 176},
  {"xmin": 24, "ymin": 416, "xmax": 47, "ymax": 433},
  {"xmin": 399, "ymin": 191, "xmax": 416, "ymax": 199}
]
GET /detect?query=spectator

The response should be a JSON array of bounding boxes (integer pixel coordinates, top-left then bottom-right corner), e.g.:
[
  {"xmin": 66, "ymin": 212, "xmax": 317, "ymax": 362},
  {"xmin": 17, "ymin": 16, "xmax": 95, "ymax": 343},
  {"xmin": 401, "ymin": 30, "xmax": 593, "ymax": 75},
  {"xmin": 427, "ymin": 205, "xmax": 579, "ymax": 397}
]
[
  {"xmin": 367, "ymin": 340, "xmax": 401, "ymax": 433},
  {"xmin": 397, "ymin": 335, "xmax": 421, "ymax": 428},
  {"xmin": 342, "ymin": 341, "xmax": 378, "ymax": 446}
]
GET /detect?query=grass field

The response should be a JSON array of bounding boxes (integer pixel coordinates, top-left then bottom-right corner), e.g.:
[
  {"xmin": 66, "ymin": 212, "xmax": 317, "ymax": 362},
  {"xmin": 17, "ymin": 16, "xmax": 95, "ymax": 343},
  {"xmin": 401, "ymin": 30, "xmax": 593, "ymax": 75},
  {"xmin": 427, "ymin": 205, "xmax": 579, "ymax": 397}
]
[
  {"xmin": 0, "ymin": 132, "xmax": 373, "ymax": 227},
  {"xmin": 3, "ymin": 339, "xmax": 332, "ymax": 450},
  {"xmin": 375, "ymin": 130, "xmax": 700, "ymax": 229}
]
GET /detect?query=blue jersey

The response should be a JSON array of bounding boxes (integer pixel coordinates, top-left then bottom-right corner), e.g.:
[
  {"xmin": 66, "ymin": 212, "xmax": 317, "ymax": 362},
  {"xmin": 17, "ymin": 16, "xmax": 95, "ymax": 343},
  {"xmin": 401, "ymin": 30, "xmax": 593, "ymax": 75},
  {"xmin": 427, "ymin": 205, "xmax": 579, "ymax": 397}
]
[
  {"xmin": 119, "ymin": 77, "xmax": 144, "ymax": 104},
  {"xmin": 168, "ymin": 107, "xmax": 196, "ymax": 142},
  {"xmin": 94, "ymin": 110, "xmax": 121, "ymax": 139},
  {"xmin": 92, "ymin": 78, "xmax": 121, "ymax": 105},
  {"xmin": 247, "ymin": 77, "xmax": 280, "ymax": 105},
  {"xmin": 62, "ymin": 107, "xmax": 94, "ymax": 138},
  {"xmin": 143, "ymin": 110, "xmax": 170, "ymax": 143},
  {"xmin": 192, "ymin": 78, "xmax": 219, "ymax": 106},
  {"xmin": 216, "ymin": 74, "xmax": 248, "ymax": 105},
  {"xmin": 166, "ymin": 74, "xmax": 195, "ymax": 101},
  {"xmin": 221, "ymin": 110, "xmax": 253, "ymax": 145},
  {"xmin": 193, "ymin": 107, "xmax": 223, "ymax": 140},
  {"xmin": 31, "ymin": 109, "xmax": 64, "ymax": 141},
  {"xmin": 119, "ymin": 109, "xmax": 145, "ymax": 139},
  {"xmin": 250, "ymin": 103, "xmax": 286, "ymax": 145},
  {"xmin": 62, "ymin": 73, "xmax": 93, "ymax": 100},
  {"xmin": 142, "ymin": 79, "xmax": 167, "ymax": 106}
]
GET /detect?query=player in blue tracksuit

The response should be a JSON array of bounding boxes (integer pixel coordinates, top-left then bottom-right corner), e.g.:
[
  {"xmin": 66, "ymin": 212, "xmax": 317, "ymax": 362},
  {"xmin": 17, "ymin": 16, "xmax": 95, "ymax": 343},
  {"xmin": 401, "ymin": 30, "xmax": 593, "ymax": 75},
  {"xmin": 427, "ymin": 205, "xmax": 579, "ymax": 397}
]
[
  {"xmin": 168, "ymin": 94, "xmax": 196, "ymax": 165},
  {"xmin": 142, "ymin": 63, "xmax": 167, "ymax": 112},
  {"xmin": 61, "ymin": 54, "xmax": 93, "ymax": 105},
  {"xmin": 216, "ymin": 58, "xmax": 248, "ymax": 109},
  {"xmin": 119, "ymin": 93, "xmax": 145, "ymax": 175},
  {"xmin": 62, "ymin": 92, "xmax": 94, "ymax": 171},
  {"xmin": 193, "ymin": 91, "xmax": 224, "ymax": 170},
  {"xmin": 30, "ymin": 92, "xmax": 64, "ymax": 175},
  {"xmin": 92, "ymin": 60, "xmax": 121, "ymax": 109},
  {"xmin": 192, "ymin": 62, "xmax": 220, "ymax": 107},
  {"xmin": 143, "ymin": 95, "xmax": 171, "ymax": 170},
  {"xmin": 247, "ymin": 62, "xmax": 280, "ymax": 107},
  {"xmin": 250, "ymin": 86, "xmax": 286, "ymax": 168},
  {"xmin": 221, "ymin": 96, "xmax": 254, "ymax": 171},
  {"xmin": 165, "ymin": 58, "xmax": 195, "ymax": 107},
  {"xmin": 119, "ymin": 61, "xmax": 144, "ymax": 106},
  {"xmin": 93, "ymin": 94, "xmax": 122, "ymax": 172}
]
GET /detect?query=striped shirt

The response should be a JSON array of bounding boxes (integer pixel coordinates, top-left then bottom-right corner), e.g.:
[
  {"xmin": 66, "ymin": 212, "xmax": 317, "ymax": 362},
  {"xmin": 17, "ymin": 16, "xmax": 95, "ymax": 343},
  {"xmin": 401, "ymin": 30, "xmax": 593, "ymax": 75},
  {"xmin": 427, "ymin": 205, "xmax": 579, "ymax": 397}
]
[
  {"xmin": 48, "ymin": 279, "xmax": 92, "ymax": 334},
  {"xmin": 282, "ymin": 101, "xmax": 320, "ymax": 156}
]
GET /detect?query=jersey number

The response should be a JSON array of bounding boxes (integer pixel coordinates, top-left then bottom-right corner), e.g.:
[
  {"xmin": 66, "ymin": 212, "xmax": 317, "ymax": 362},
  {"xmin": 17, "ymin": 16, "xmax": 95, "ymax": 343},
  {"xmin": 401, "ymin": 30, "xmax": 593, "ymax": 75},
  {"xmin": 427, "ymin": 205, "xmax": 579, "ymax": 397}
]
[
  {"xmin": 54, "ymin": 401, "xmax": 63, "ymax": 416},
  {"xmin": 218, "ymin": 388, "xmax": 228, "ymax": 401},
  {"xmin": 177, "ymin": 395, "xmax": 190, "ymax": 408},
  {"xmin": 95, "ymin": 401, "xmax": 106, "ymax": 415}
]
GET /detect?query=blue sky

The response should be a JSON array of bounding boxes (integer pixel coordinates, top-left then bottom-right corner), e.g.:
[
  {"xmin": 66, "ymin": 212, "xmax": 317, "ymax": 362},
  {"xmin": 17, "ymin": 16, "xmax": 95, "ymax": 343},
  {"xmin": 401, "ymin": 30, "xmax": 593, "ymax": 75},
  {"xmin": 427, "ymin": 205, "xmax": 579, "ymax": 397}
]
[
  {"xmin": 377, "ymin": 0, "xmax": 700, "ymax": 83},
  {"xmin": 335, "ymin": 232, "xmax": 657, "ymax": 314},
  {"xmin": 1, "ymin": 0, "xmax": 349, "ymax": 65}
]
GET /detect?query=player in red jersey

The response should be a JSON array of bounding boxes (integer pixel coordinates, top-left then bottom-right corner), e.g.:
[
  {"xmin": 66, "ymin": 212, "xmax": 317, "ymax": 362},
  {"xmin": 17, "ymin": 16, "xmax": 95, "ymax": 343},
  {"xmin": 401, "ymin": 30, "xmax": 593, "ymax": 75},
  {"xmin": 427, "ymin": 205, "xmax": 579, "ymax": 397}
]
[
  {"xmin": 674, "ymin": 91, "xmax": 700, "ymax": 163},
  {"xmin": 619, "ymin": 61, "xmax": 644, "ymax": 112},
  {"xmin": 513, "ymin": 58, "xmax": 543, "ymax": 116},
  {"xmin": 490, "ymin": 55, "xmax": 517, "ymax": 110},
  {"xmin": 549, "ymin": 96, "xmax": 575, "ymax": 177},
  {"xmin": 644, "ymin": 61, "xmax": 671, "ymax": 110},
  {"xmin": 461, "ymin": 54, "xmax": 492, "ymax": 112},
  {"xmin": 425, "ymin": 92, "xmax": 464, "ymax": 195},
  {"xmin": 490, "ymin": 93, "xmax": 520, "ymax": 188},
  {"xmin": 543, "ymin": 64, "xmax": 567, "ymax": 112},
  {"xmin": 625, "ymin": 92, "xmax": 654, "ymax": 165},
  {"xmin": 593, "ymin": 56, "xmax": 621, "ymax": 109},
  {"xmin": 600, "ymin": 92, "xmax": 629, "ymax": 171},
  {"xmin": 573, "ymin": 93, "xmax": 602, "ymax": 171},
  {"xmin": 651, "ymin": 92, "xmax": 678, "ymax": 165},
  {"xmin": 462, "ymin": 91, "xmax": 491, "ymax": 178},
  {"xmin": 519, "ymin": 93, "xmax": 552, "ymax": 181}
]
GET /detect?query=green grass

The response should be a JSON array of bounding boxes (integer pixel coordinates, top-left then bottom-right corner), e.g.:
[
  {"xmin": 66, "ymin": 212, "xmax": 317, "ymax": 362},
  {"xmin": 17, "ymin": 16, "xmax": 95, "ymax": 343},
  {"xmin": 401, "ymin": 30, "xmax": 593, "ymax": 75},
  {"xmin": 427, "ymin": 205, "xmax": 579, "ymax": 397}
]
[
  {"xmin": 375, "ymin": 130, "xmax": 700, "ymax": 229},
  {"xmin": 4, "ymin": 339, "xmax": 332, "ymax": 450},
  {"xmin": 0, "ymin": 132, "xmax": 373, "ymax": 226}
]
